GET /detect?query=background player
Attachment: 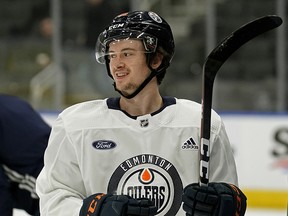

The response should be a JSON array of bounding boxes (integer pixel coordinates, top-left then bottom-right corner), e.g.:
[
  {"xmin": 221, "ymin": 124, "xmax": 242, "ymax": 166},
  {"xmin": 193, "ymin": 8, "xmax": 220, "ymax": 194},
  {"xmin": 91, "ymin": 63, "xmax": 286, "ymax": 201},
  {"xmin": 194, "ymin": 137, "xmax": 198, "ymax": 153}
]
[{"xmin": 0, "ymin": 94, "xmax": 51, "ymax": 216}]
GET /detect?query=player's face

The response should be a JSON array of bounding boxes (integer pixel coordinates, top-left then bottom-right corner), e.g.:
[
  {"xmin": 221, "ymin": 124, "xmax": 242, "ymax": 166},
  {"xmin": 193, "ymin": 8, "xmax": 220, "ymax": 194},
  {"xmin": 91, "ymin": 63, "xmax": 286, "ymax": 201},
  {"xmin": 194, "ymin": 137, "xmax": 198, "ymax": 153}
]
[{"xmin": 108, "ymin": 39, "xmax": 151, "ymax": 96}]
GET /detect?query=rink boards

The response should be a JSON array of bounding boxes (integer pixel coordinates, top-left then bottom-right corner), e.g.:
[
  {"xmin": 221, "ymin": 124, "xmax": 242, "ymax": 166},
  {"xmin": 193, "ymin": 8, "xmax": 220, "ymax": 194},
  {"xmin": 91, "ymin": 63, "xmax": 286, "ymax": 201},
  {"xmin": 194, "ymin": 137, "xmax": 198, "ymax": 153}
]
[{"xmin": 222, "ymin": 113, "xmax": 288, "ymax": 209}]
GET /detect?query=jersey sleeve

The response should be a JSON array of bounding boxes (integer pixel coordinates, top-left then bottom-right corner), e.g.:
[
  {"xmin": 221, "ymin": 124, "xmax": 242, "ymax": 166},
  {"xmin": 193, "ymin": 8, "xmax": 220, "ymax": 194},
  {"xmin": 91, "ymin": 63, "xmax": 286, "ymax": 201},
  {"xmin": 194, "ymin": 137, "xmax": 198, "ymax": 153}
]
[
  {"xmin": 0, "ymin": 166, "xmax": 13, "ymax": 215},
  {"xmin": 36, "ymin": 115, "xmax": 86, "ymax": 216},
  {"xmin": 208, "ymin": 113, "xmax": 239, "ymax": 186}
]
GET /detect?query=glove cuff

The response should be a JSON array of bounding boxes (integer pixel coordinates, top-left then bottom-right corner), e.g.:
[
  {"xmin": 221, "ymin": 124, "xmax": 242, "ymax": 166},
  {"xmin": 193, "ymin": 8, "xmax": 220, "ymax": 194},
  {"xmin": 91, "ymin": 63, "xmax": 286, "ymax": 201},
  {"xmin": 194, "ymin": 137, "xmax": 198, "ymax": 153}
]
[
  {"xmin": 224, "ymin": 183, "xmax": 247, "ymax": 216},
  {"xmin": 80, "ymin": 193, "xmax": 111, "ymax": 216}
]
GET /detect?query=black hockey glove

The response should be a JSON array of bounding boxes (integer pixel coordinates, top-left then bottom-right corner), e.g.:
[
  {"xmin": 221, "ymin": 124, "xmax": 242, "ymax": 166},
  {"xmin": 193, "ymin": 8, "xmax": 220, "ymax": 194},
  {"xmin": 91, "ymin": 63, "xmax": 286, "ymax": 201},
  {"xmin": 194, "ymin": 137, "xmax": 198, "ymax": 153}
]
[
  {"xmin": 79, "ymin": 193, "xmax": 158, "ymax": 216},
  {"xmin": 182, "ymin": 182, "xmax": 247, "ymax": 216}
]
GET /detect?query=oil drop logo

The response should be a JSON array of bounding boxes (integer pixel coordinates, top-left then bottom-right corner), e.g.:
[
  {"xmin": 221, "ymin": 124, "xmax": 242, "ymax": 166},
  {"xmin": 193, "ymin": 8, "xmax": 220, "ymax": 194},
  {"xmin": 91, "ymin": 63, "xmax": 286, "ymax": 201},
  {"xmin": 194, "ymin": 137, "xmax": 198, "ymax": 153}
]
[{"xmin": 139, "ymin": 168, "xmax": 154, "ymax": 184}]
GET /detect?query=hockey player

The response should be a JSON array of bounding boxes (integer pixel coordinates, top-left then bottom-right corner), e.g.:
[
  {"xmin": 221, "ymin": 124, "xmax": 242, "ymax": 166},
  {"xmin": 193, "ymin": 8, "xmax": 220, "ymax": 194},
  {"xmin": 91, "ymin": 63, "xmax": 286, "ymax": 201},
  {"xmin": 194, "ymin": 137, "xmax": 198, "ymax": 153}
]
[
  {"xmin": 36, "ymin": 11, "xmax": 246, "ymax": 216},
  {"xmin": 0, "ymin": 94, "xmax": 51, "ymax": 216}
]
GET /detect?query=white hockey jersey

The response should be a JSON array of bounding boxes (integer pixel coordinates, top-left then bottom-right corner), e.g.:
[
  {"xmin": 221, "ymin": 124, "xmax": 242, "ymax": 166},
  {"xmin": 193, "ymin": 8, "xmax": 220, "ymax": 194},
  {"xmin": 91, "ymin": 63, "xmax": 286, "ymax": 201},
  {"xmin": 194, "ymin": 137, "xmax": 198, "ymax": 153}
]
[{"xmin": 36, "ymin": 97, "xmax": 238, "ymax": 216}]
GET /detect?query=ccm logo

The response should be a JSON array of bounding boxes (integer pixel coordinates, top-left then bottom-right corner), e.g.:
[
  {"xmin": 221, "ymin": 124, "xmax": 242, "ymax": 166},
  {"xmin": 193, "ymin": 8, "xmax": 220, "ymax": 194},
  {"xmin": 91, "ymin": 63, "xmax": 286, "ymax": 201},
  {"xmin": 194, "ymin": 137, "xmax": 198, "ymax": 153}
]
[{"xmin": 92, "ymin": 140, "xmax": 116, "ymax": 150}]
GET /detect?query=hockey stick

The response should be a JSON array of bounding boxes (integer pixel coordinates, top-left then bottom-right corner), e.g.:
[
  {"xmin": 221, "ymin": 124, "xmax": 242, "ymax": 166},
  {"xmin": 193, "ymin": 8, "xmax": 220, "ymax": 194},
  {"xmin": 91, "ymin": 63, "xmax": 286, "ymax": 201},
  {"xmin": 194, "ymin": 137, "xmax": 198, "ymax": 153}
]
[{"xmin": 199, "ymin": 15, "xmax": 283, "ymax": 185}]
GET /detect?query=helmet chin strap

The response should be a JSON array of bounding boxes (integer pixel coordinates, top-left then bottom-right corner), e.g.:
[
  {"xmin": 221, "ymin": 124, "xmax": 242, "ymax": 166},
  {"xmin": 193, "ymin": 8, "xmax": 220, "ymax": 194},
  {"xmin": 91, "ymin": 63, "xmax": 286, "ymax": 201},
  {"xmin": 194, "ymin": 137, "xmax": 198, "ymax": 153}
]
[{"xmin": 113, "ymin": 68, "xmax": 157, "ymax": 99}]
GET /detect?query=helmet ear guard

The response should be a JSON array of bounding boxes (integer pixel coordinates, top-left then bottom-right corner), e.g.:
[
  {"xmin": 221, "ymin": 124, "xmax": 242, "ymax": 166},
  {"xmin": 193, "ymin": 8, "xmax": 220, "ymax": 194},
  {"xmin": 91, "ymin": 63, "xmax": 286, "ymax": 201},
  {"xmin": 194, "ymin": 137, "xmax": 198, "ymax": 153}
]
[{"xmin": 145, "ymin": 47, "xmax": 170, "ymax": 85}]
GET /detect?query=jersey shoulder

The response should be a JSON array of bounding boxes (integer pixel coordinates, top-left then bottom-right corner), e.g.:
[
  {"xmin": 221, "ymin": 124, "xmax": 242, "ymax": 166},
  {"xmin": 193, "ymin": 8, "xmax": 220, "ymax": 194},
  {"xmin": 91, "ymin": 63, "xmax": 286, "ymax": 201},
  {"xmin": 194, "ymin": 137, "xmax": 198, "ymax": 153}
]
[
  {"xmin": 57, "ymin": 99, "xmax": 110, "ymax": 131},
  {"xmin": 175, "ymin": 98, "xmax": 222, "ymax": 134},
  {"xmin": 61, "ymin": 99, "xmax": 107, "ymax": 116}
]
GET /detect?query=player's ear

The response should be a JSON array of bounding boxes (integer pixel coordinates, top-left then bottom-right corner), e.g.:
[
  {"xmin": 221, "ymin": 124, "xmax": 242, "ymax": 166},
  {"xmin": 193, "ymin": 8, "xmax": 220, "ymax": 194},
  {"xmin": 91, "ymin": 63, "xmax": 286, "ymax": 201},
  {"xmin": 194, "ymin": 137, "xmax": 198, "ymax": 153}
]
[{"xmin": 150, "ymin": 52, "xmax": 163, "ymax": 70}]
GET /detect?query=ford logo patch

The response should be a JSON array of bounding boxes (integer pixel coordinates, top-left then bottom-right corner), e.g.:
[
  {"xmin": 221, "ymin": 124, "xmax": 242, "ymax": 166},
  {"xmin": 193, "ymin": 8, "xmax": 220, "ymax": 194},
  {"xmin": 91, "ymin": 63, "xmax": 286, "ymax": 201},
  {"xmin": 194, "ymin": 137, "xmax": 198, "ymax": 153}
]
[{"xmin": 92, "ymin": 140, "xmax": 116, "ymax": 150}]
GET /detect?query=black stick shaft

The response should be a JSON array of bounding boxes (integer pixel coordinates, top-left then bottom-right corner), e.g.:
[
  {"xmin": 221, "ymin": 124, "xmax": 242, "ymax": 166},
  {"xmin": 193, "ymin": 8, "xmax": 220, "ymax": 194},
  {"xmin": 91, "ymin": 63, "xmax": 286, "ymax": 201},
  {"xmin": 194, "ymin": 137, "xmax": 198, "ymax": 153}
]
[{"xmin": 199, "ymin": 15, "xmax": 282, "ymax": 186}]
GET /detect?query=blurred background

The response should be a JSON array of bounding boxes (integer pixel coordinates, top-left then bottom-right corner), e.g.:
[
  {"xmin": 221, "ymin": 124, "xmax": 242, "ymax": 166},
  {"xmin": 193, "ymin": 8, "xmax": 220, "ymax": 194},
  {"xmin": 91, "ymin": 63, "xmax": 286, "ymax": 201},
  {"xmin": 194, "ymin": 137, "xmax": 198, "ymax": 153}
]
[
  {"xmin": 0, "ymin": 0, "xmax": 287, "ymax": 112},
  {"xmin": 0, "ymin": 0, "xmax": 287, "ymax": 215}
]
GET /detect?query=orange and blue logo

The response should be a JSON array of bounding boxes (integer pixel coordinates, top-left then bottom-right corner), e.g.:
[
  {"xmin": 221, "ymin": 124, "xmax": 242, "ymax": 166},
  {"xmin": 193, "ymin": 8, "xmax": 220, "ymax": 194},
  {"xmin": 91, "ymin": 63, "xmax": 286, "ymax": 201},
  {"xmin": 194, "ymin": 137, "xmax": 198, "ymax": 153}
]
[{"xmin": 108, "ymin": 154, "xmax": 183, "ymax": 215}]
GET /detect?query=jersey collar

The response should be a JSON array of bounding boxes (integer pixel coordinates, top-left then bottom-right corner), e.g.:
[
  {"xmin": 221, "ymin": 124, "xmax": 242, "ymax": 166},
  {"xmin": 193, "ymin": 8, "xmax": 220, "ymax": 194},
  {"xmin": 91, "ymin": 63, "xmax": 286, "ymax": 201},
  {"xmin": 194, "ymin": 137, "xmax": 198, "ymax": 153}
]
[{"xmin": 106, "ymin": 97, "xmax": 176, "ymax": 119}]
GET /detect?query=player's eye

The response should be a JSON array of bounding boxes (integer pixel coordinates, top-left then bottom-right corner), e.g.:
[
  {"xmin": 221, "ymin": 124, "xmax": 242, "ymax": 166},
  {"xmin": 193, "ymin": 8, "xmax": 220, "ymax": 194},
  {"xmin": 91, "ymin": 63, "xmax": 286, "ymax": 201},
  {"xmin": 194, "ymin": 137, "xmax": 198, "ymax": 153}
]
[
  {"xmin": 123, "ymin": 52, "xmax": 133, "ymax": 57},
  {"xmin": 107, "ymin": 53, "xmax": 116, "ymax": 59}
]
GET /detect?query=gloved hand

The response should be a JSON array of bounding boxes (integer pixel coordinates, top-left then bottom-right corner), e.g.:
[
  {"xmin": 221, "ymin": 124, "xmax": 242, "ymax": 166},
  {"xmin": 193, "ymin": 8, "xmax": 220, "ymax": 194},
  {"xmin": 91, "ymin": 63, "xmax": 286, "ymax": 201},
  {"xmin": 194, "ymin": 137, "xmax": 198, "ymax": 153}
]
[
  {"xmin": 79, "ymin": 193, "xmax": 158, "ymax": 216},
  {"xmin": 182, "ymin": 182, "xmax": 247, "ymax": 216}
]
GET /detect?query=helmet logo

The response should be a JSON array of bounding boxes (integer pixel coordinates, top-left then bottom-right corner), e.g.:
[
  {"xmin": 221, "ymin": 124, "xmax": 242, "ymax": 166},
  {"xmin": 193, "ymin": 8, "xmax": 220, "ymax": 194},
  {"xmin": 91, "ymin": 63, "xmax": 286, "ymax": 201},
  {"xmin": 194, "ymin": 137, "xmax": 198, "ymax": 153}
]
[
  {"xmin": 143, "ymin": 36, "xmax": 157, "ymax": 52},
  {"xmin": 148, "ymin": 12, "xmax": 162, "ymax": 23},
  {"xmin": 108, "ymin": 23, "xmax": 125, "ymax": 30}
]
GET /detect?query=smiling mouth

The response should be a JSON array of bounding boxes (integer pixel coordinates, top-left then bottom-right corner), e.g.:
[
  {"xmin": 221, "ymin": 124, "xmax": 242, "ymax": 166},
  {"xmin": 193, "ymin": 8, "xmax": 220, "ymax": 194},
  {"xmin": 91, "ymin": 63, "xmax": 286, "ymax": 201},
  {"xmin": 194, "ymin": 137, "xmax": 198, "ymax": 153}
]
[
  {"xmin": 115, "ymin": 72, "xmax": 129, "ymax": 78},
  {"xmin": 116, "ymin": 72, "xmax": 128, "ymax": 77}
]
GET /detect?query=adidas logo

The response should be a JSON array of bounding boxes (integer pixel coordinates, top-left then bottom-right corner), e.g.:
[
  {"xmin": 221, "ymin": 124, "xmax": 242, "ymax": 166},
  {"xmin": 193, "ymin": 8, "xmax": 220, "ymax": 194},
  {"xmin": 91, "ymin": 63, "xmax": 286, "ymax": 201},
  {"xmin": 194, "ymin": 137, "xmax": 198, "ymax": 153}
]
[{"xmin": 182, "ymin": 137, "xmax": 199, "ymax": 150}]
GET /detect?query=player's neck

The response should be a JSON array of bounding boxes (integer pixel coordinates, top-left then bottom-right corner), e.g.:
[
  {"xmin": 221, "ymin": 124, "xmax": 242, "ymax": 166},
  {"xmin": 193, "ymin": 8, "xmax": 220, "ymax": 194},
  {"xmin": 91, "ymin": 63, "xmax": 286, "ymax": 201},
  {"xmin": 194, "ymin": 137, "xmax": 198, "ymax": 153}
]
[{"xmin": 119, "ymin": 88, "xmax": 163, "ymax": 117}]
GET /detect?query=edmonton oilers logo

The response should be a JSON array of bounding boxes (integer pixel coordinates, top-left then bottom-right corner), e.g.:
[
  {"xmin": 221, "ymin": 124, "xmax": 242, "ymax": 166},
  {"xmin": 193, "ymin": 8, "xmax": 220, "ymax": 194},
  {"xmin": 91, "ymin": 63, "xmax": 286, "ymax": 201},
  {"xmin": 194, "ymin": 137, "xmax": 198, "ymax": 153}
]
[{"xmin": 107, "ymin": 154, "xmax": 183, "ymax": 215}]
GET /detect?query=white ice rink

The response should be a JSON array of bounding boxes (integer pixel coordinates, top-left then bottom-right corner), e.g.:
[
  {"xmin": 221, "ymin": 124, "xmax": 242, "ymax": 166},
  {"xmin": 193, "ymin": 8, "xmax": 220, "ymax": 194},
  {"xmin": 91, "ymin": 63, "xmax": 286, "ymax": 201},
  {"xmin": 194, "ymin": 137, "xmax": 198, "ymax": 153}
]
[{"xmin": 14, "ymin": 208, "xmax": 288, "ymax": 216}]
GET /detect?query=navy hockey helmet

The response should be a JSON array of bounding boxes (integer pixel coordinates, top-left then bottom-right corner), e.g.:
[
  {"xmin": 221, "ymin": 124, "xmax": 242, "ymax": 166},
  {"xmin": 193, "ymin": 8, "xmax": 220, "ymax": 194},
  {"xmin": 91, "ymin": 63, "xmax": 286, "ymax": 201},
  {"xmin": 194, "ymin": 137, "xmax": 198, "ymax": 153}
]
[{"xmin": 95, "ymin": 11, "xmax": 175, "ymax": 85}]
